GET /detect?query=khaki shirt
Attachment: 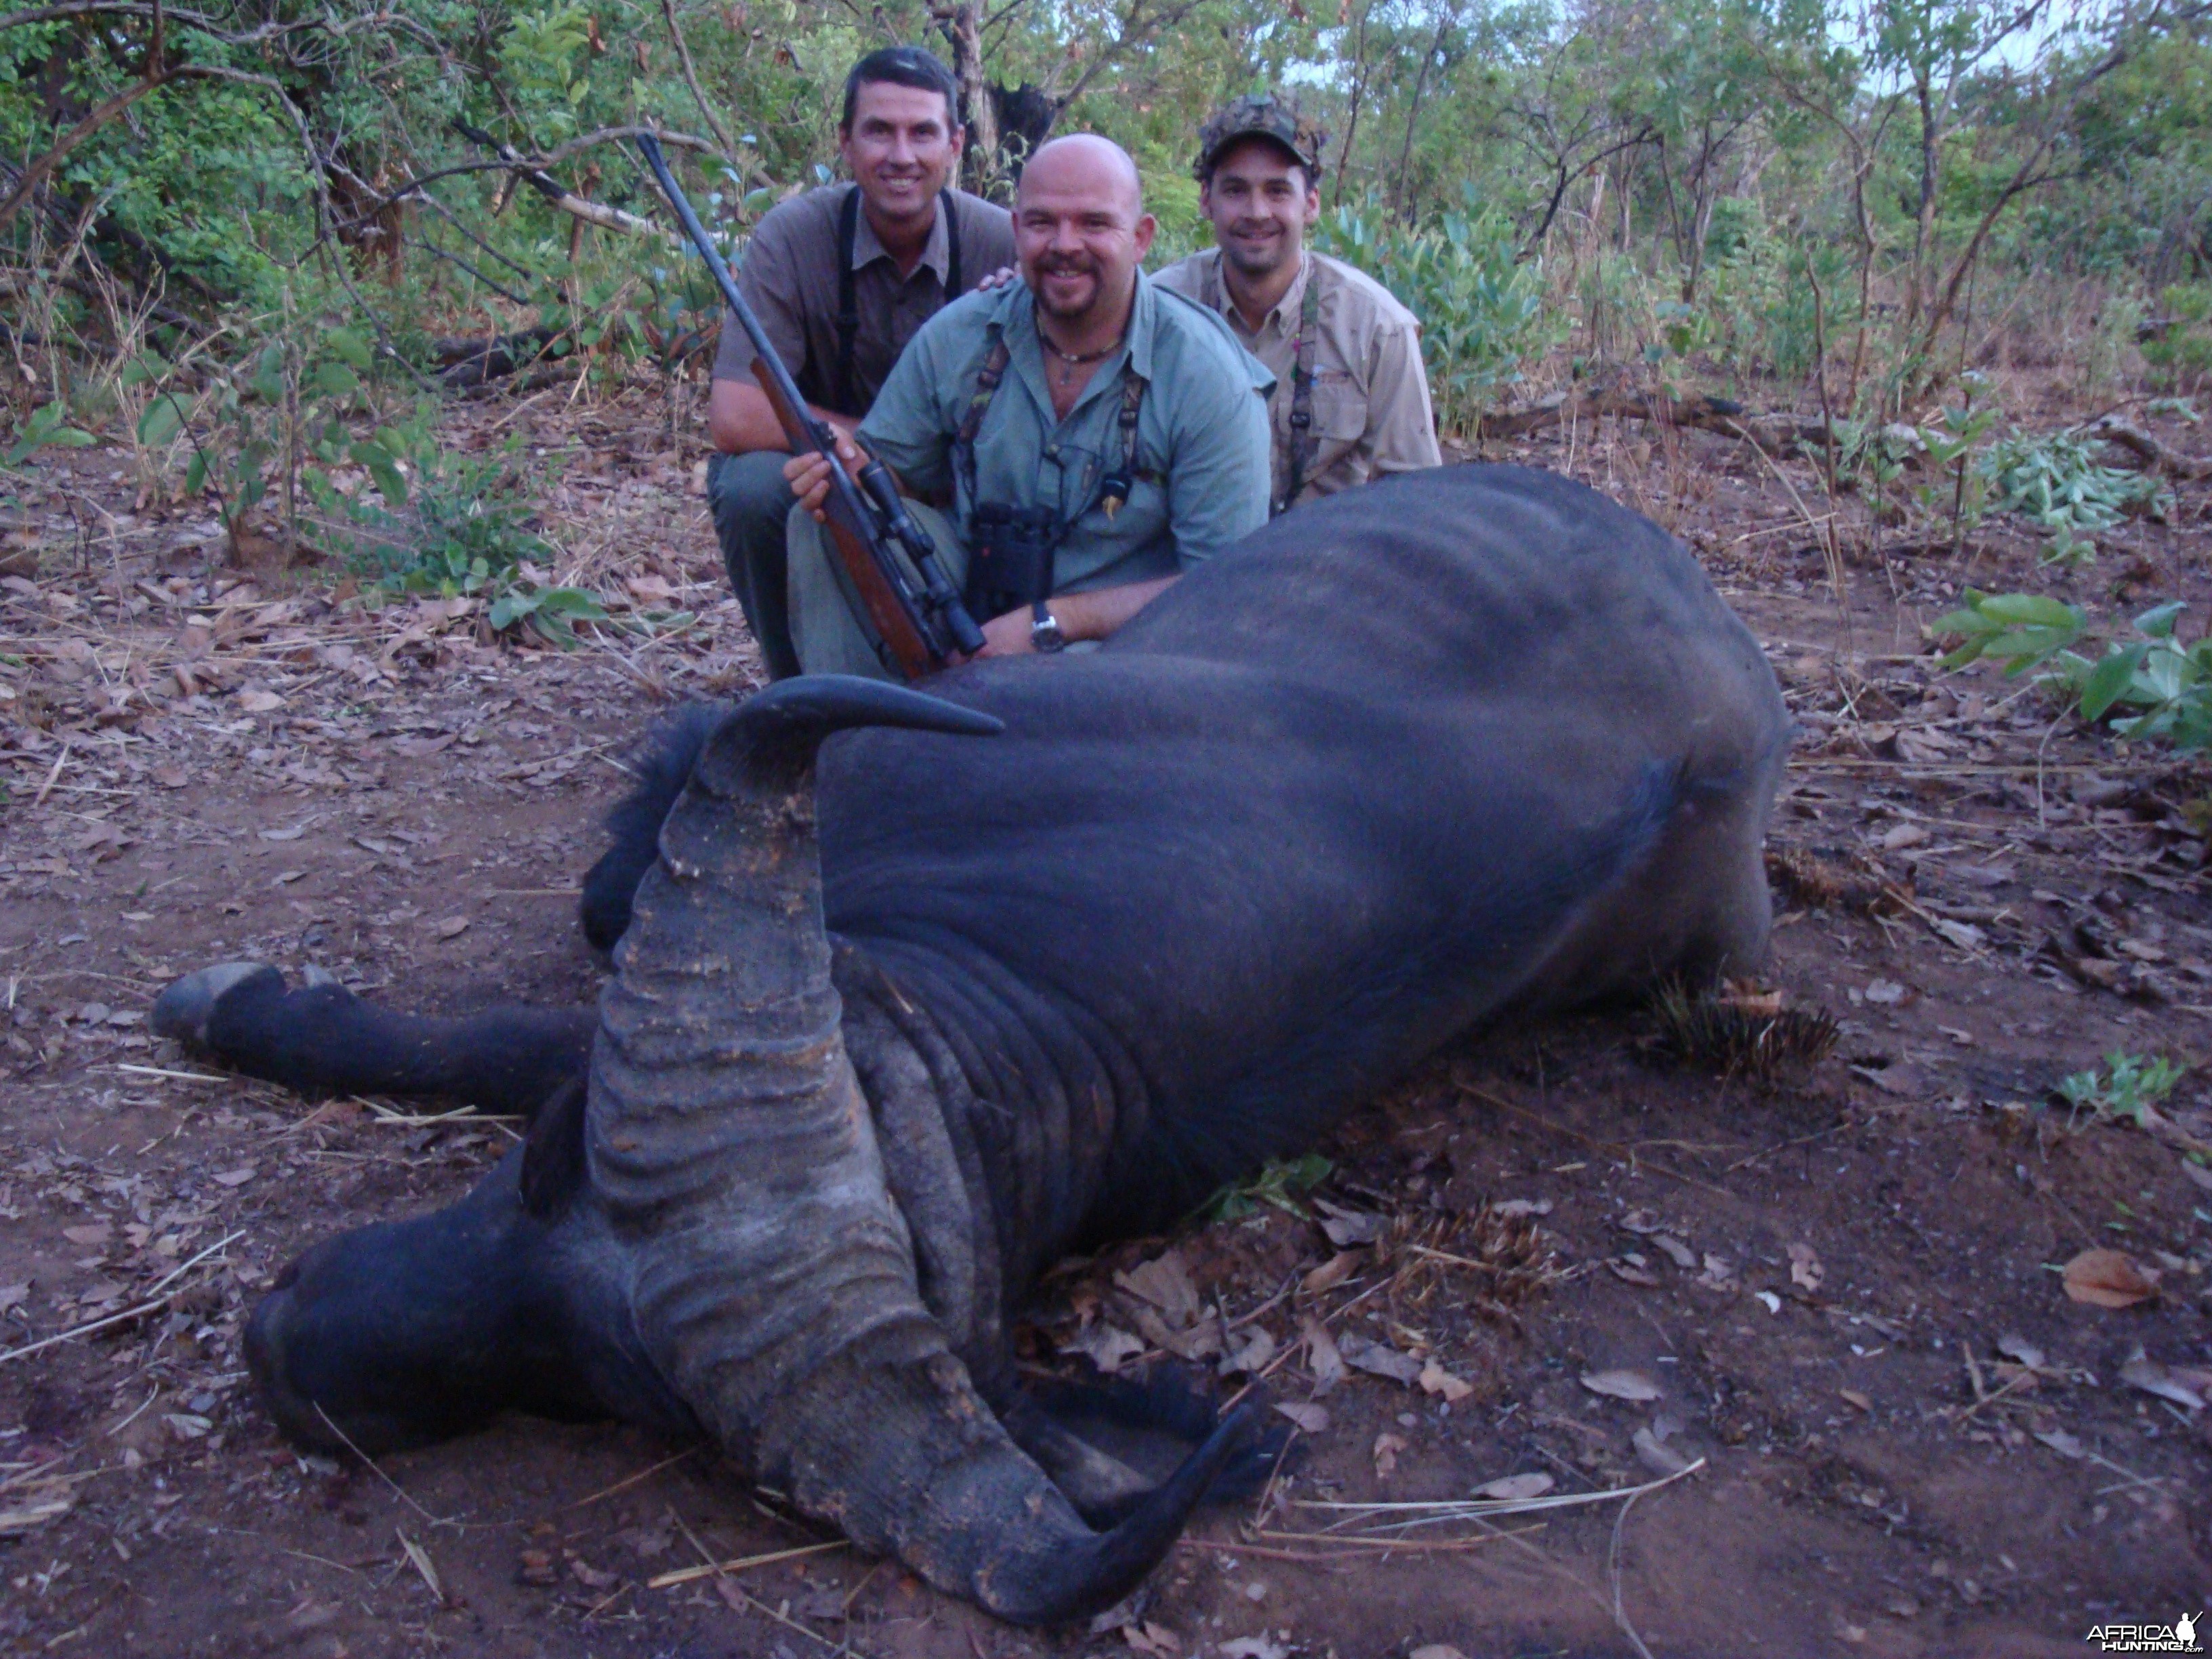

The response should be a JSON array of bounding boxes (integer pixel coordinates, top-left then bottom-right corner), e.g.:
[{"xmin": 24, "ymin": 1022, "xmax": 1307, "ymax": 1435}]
[
  {"xmin": 711, "ymin": 183, "xmax": 1015, "ymax": 417},
  {"xmin": 857, "ymin": 273, "xmax": 1273, "ymax": 594},
  {"xmin": 1153, "ymin": 248, "xmax": 1441, "ymax": 508}
]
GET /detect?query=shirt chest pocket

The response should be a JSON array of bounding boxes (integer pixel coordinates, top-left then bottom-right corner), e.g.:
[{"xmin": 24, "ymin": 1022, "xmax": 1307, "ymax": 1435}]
[
  {"xmin": 1048, "ymin": 438, "xmax": 1168, "ymax": 547},
  {"xmin": 1305, "ymin": 374, "xmax": 1368, "ymax": 443}
]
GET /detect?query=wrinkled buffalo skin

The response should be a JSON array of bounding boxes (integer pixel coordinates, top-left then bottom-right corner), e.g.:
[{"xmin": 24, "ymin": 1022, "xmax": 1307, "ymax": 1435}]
[{"xmin": 156, "ymin": 465, "xmax": 1790, "ymax": 1624}]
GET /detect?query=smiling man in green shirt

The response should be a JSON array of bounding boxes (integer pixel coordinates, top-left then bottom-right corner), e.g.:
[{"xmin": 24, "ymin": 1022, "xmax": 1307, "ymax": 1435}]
[{"xmin": 783, "ymin": 133, "xmax": 1273, "ymax": 677}]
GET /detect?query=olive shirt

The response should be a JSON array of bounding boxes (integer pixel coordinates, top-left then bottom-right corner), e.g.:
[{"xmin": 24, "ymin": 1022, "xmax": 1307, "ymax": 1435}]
[
  {"xmin": 710, "ymin": 182, "xmax": 1016, "ymax": 416},
  {"xmin": 1151, "ymin": 249, "xmax": 1441, "ymax": 508},
  {"xmin": 852, "ymin": 271, "xmax": 1275, "ymax": 596}
]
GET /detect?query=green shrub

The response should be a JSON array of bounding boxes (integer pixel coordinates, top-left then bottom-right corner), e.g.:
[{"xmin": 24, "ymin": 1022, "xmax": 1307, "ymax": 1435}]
[
  {"xmin": 1935, "ymin": 591, "xmax": 2212, "ymax": 752},
  {"xmin": 1313, "ymin": 192, "xmax": 1563, "ymax": 436},
  {"xmin": 1978, "ymin": 429, "xmax": 2169, "ymax": 562},
  {"xmin": 2058, "ymin": 1052, "xmax": 2186, "ymax": 1128},
  {"xmin": 2142, "ymin": 283, "xmax": 2212, "ymax": 392},
  {"xmin": 1704, "ymin": 226, "xmax": 1846, "ymax": 388},
  {"xmin": 337, "ymin": 441, "xmax": 609, "ymax": 646}
]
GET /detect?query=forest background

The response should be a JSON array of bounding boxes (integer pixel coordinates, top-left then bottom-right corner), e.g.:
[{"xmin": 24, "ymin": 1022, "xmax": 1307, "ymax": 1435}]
[{"xmin": 1, "ymin": 0, "xmax": 2209, "ymax": 601}]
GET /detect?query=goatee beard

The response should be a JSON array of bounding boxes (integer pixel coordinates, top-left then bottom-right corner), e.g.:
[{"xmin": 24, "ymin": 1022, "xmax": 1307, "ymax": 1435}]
[
  {"xmin": 1035, "ymin": 266, "xmax": 1104, "ymax": 324},
  {"xmin": 1223, "ymin": 239, "xmax": 1292, "ymax": 280}
]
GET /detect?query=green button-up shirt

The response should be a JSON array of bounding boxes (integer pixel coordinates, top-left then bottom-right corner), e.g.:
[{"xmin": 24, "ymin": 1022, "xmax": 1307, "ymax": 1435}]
[{"xmin": 856, "ymin": 270, "xmax": 1275, "ymax": 596}]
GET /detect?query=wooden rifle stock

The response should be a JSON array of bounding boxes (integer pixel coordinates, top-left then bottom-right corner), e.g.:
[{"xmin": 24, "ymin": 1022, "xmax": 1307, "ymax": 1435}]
[{"xmin": 751, "ymin": 371, "xmax": 935, "ymax": 680}]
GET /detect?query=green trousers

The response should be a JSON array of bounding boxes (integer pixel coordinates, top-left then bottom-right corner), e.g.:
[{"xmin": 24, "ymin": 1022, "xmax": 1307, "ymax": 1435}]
[{"xmin": 786, "ymin": 499, "xmax": 973, "ymax": 681}]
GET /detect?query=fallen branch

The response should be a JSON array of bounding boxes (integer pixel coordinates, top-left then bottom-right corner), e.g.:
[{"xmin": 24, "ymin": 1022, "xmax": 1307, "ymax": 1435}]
[
  {"xmin": 2085, "ymin": 416, "xmax": 2212, "ymax": 481},
  {"xmin": 646, "ymin": 1538, "xmax": 844, "ymax": 1590},
  {"xmin": 1295, "ymin": 1456, "xmax": 1706, "ymax": 1534},
  {"xmin": 450, "ymin": 119, "xmax": 676, "ymax": 242},
  {"xmin": 1482, "ymin": 386, "xmax": 1835, "ymax": 457},
  {"xmin": 432, "ymin": 325, "xmax": 564, "ymax": 389}
]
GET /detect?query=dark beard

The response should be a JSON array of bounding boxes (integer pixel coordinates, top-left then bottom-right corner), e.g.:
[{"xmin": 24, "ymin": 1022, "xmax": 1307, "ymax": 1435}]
[
  {"xmin": 1221, "ymin": 233, "xmax": 1292, "ymax": 281},
  {"xmin": 1033, "ymin": 261, "xmax": 1104, "ymax": 323}
]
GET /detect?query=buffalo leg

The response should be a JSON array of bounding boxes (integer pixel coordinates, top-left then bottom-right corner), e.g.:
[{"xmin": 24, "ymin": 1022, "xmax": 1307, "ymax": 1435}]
[{"xmin": 152, "ymin": 963, "xmax": 593, "ymax": 1118}]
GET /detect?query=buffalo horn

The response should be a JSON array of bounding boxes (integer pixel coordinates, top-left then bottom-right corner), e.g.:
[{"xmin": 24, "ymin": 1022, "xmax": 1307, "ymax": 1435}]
[{"xmin": 583, "ymin": 678, "xmax": 1242, "ymax": 1622}]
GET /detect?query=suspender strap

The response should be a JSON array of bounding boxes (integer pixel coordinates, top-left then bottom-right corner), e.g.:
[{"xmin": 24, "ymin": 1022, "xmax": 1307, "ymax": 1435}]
[
  {"xmin": 834, "ymin": 187, "xmax": 964, "ymax": 419},
  {"xmin": 954, "ymin": 327, "xmax": 1147, "ymax": 531},
  {"xmin": 1097, "ymin": 371, "xmax": 1147, "ymax": 519},
  {"xmin": 943, "ymin": 192, "xmax": 962, "ymax": 302},
  {"xmin": 833, "ymin": 185, "xmax": 861, "ymax": 417},
  {"xmin": 1277, "ymin": 264, "xmax": 1322, "ymax": 515},
  {"xmin": 954, "ymin": 332, "xmax": 1014, "ymax": 509}
]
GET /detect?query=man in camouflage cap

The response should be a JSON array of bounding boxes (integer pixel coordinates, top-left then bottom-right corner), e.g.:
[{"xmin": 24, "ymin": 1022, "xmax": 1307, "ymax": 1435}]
[{"xmin": 1154, "ymin": 92, "xmax": 1439, "ymax": 514}]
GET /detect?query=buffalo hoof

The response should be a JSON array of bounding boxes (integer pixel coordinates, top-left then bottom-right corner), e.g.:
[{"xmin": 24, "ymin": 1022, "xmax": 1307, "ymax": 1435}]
[
  {"xmin": 151, "ymin": 962, "xmax": 338, "ymax": 1048},
  {"xmin": 151, "ymin": 962, "xmax": 283, "ymax": 1047}
]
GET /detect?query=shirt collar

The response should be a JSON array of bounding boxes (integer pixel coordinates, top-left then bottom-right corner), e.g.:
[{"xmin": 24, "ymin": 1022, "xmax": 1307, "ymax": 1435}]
[
  {"xmin": 847, "ymin": 185, "xmax": 951, "ymax": 282},
  {"xmin": 993, "ymin": 272, "xmax": 1156, "ymax": 417},
  {"xmin": 1206, "ymin": 247, "xmax": 1308, "ymax": 339}
]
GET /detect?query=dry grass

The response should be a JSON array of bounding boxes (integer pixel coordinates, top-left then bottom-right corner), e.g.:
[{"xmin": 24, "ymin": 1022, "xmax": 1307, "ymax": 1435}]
[{"xmin": 1642, "ymin": 979, "xmax": 1841, "ymax": 1080}]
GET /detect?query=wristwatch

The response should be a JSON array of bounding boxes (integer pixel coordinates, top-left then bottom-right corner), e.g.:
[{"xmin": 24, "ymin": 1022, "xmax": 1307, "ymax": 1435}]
[{"xmin": 1029, "ymin": 600, "xmax": 1067, "ymax": 654}]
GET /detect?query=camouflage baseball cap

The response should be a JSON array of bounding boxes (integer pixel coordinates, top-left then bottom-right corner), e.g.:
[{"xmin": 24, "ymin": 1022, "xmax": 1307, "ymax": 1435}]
[{"xmin": 1195, "ymin": 92, "xmax": 1329, "ymax": 182}]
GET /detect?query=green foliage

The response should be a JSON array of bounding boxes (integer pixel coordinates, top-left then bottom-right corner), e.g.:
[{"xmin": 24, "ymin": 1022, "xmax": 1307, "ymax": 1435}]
[
  {"xmin": 1936, "ymin": 593, "xmax": 2212, "ymax": 752},
  {"xmin": 2142, "ymin": 283, "xmax": 2212, "ymax": 391},
  {"xmin": 1912, "ymin": 382, "xmax": 1999, "ymax": 543},
  {"xmin": 3, "ymin": 403, "xmax": 98, "ymax": 468},
  {"xmin": 2047, "ymin": 601, "xmax": 2212, "ymax": 750},
  {"xmin": 136, "ymin": 321, "xmax": 407, "ymax": 531},
  {"xmin": 338, "ymin": 442, "xmax": 607, "ymax": 646},
  {"xmin": 1200, "ymin": 1153, "xmax": 1332, "ymax": 1222},
  {"xmin": 1312, "ymin": 193, "xmax": 1563, "ymax": 435},
  {"xmin": 1930, "ymin": 588, "xmax": 2086, "ymax": 675},
  {"xmin": 2058, "ymin": 1052, "xmax": 2186, "ymax": 1129},
  {"xmin": 1702, "ymin": 196, "xmax": 1760, "ymax": 264},
  {"xmin": 1978, "ymin": 429, "xmax": 2169, "ymax": 564}
]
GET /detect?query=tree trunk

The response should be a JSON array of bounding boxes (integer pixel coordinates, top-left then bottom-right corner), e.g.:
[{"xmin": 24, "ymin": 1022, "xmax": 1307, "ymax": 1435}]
[
  {"xmin": 1336, "ymin": 1, "xmax": 1370, "ymax": 207},
  {"xmin": 1908, "ymin": 70, "xmax": 1938, "ymax": 331},
  {"xmin": 1392, "ymin": 9, "xmax": 1452, "ymax": 221},
  {"xmin": 935, "ymin": 1, "xmax": 1000, "ymax": 194}
]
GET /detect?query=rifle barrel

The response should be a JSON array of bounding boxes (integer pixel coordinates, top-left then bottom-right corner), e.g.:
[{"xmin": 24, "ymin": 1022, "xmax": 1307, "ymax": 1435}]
[{"xmin": 635, "ymin": 134, "xmax": 828, "ymax": 459}]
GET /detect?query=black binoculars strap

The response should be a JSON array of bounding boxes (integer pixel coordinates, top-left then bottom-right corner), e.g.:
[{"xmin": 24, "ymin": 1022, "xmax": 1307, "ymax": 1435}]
[
  {"xmin": 833, "ymin": 186, "xmax": 964, "ymax": 417},
  {"xmin": 1277, "ymin": 268, "xmax": 1321, "ymax": 514},
  {"xmin": 951, "ymin": 325, "xmax": 1148, "ymax": 614},
  {"xmin": 954, "ymin": 332, "xmax": 1145, "ymax": 529}
]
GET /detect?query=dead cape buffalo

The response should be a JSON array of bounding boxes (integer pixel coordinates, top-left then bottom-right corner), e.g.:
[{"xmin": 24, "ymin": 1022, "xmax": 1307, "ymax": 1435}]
[{"xmin": 151, "ymin": 464, "xmax": 1789, "ymax": 1625}]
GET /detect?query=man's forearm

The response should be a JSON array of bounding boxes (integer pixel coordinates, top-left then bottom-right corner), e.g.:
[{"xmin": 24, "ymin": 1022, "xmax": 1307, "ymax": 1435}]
[
  {"xmin": 709, "ymin": 376, "xmax": 857, "ymax": 455},
  {"xmin": 1050, "ymin": 575, "xmax": 1178, "ymax": 642}
]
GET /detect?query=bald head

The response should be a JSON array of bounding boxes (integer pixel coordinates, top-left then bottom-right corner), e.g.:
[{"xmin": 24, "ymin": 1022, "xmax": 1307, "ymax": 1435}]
[
  {"xmin": 1014, "ymin": 134, "xmax": 1157, "ymax": 333},
  {"xmin": 1019, "ymin": 134, "xmax": 1144, "ymax": 220}
]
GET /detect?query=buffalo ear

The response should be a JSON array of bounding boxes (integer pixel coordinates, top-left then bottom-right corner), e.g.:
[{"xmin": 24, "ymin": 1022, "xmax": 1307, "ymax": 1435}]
[{"xmin": 520, "ymin": 1076, "xmax": 588, "ymax": 1220}]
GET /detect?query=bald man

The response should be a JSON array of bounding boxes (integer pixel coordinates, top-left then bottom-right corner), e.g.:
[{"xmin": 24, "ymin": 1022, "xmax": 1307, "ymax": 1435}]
[{"xmin": 781, "ymin": 134, "xmax": 1273, "ymax": 677}]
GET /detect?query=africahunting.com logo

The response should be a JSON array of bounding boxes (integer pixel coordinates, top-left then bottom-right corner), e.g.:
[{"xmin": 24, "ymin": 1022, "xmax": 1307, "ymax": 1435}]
[{"xmin": 2085, "ymin": 1614, "xmax": 2202, "ymax": 1654}]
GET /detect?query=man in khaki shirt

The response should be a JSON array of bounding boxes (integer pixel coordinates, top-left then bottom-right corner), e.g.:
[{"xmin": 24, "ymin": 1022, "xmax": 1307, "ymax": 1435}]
[
  {"xmin": 1153, "ymin": 94, "xmax": 1440, "ymax": 514},
  {"xmin": 707, "ymin": 46, "xmax": 1014, "ymax": 676}
]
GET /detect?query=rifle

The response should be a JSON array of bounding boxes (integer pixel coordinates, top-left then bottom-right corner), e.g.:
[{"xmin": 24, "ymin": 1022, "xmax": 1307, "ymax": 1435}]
[{"xmin": 634, "ymin": 132, "xmax": 984, "ymax": 678}]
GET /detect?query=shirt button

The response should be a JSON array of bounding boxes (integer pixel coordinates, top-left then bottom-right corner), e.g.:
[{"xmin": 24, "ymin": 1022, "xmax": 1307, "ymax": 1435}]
[{"xmin": 1045, "ymin": 444, "xmax": 1060, "ymax": 459}]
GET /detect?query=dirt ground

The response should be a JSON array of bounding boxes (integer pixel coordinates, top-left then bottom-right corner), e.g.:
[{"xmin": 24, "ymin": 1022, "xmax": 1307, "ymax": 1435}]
[{"xmin": 3, "ymin": 384, "xmax": 2211, "ymax": 1659}]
